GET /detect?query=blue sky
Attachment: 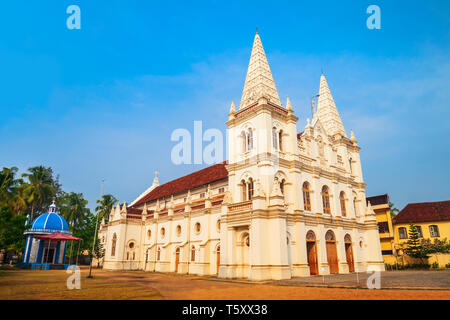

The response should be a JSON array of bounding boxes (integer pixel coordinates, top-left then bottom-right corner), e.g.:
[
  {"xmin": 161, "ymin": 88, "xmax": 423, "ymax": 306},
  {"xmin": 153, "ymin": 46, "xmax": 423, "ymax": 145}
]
[{"xmin": 0, "ymin": 0, "xmax": 449, "ymax": 212}]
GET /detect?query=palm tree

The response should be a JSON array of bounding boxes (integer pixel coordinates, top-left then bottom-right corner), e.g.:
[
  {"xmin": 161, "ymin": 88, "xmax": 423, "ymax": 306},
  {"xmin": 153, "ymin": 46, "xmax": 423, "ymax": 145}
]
[
  {"xmin": 60, "ymin": 192, "xmax": 90, "ymax": 230},
  {"xmin": 389, "ymin": 202, "xmax": 399, "ymax": 219},
  {"xmin": 0, "ymin": 167, "xmax": 20, "ymax": 205},
  {"xmin": 95, "ymin": 194, "xmax": 118, "ymax": 224},
  {"xmin": 22, "ymin": 166, "xmax": 55, "ymax": 221}
]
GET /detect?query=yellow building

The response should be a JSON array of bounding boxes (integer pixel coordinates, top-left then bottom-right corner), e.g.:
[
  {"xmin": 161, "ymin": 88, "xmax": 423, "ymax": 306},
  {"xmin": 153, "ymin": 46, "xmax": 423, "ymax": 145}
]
[
  {"xmin": 393, "ymin": 200, "xmax": 450, "ymax": 246},
  {"xmin": 366, "ymin": 194, "xmax": 395, "ymax": 261}
]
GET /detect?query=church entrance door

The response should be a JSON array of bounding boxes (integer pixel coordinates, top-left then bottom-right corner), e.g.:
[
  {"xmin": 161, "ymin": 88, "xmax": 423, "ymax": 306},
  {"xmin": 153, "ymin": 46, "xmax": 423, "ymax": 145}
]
[
  {"xmin": 344, "ymin": 235, "xmax": 354, "ymax": 272},
  {"xmin": 325, "ymin": 230, "xmax": 339, "ymax": 274},
  {"xmin": 306, "ymin": 231, "xmax": 318, "ymax": 275}
]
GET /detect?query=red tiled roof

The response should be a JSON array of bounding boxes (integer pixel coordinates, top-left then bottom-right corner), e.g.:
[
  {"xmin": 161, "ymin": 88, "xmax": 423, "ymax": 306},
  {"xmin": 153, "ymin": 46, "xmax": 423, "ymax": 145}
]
[
  {"xmin": 132, "ymin": 161, "xmax": 228, "ymax": 207},
  {"xmin": 393, "ymin": 200, "xmax": 450, "ymax": 224}
]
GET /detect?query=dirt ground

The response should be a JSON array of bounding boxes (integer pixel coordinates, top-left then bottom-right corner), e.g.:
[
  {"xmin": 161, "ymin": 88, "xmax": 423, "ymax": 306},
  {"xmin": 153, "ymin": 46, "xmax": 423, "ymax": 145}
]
[{"xmin": 1, "ymin": 266, "xmax": 449, "ymax": 300}]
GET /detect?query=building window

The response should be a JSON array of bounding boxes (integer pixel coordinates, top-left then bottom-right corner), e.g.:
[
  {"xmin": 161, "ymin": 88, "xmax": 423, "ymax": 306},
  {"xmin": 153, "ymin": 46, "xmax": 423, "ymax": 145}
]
[
  {"xmin": 191, "ymin": 246, "xmax": 196, "ymax": 261},
  {"xmin": 111, "ymin": 233, "xmax": 117, "ymax": 257},
  {"xmin": 147, "ymin": 229, "xmax": 151, "ymax": 239},
  {"xmin": 245, "ymin": 235, "xmax": 250, "ymax": 247},
  {"xmin": 416, "ymin": 226, "xmax": 423, "ymax": 238},
  {"xmin": 157, "ymin": 247, "xmax": 161, "ymax": 261},
  {"xmin": 398, "ymin": 227, "xmax": 408, "ymax": 239},
  {"xmin": 340, "ymin": 192, "xmax": 346, "ymax": 217},
  {"xmin": 129, "ymin": 242, "xmax": 134, "ymax": 249},
  {"xmin": 241, "ymin": 180, "xmax": 247, "ymax": 201},
  {"xmin": 247, "ymin": 128, "xmax": 253, "ymax": 151},
  {"xmin": 272, "ymin": 127, "xmax": 278, "ymax": 150},
  {"xmin": 218, "ymin": 187, "xmax": 225, "ymax": 194},
  {"xmin": 302, "ymin": 182, "xmax": 311, "ymax": 211},
  {"xmin": 199, "ymin": 193, "xmax": 205, "ymax": 199},
  {"xmin": 160, "ymin": 227, "xmax": 166, "ymax": 238},
  {"xmin": 194, "ymin": 222, "xmax": 201, "ymax": 234},
  {"xmin": 176, "ymin": 225, "xmax": 181, "ymax": 236},
  {"xmin": 217, "ymin": 220, "xmax": 221, "ymax": 232},
  {"xmin": 429, "ymin": 225, "xmax": 440, "ymax": 238},
  {"xmin": 321, "ymin": 186, "xmax": 331, "ymax": 214},
  {"xmin": 278, "ymin": 130, "xmax": 283, "ymax": 151},
  {"xmin": 378, "ymin": 222, "xmax": 389, "ymax": 233},
  {"xmin": 248, "ymin": 178, "xmax": 254, "ymax": 200}
]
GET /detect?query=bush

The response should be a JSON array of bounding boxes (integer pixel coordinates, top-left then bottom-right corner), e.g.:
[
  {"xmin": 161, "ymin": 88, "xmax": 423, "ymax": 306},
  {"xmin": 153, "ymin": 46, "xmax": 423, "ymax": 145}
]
[
  {"xmin": 431, "ymin": 262, "xmax": 439, "ymax": 269},
  {"xmin": 445, "ymin": 263, "xmax": 450, "ymax": 269}
]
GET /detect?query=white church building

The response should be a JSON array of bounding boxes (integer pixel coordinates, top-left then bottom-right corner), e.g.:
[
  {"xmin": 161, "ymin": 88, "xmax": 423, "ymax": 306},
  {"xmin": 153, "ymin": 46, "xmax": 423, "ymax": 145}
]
[{"xmin": 98, "ymin": 32, "xmax": 385, "ymax": 280}]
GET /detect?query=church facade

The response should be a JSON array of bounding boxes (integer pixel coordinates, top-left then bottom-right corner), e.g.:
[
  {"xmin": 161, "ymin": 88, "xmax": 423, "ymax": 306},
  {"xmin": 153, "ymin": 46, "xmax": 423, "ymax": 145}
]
[{"xmin": 98, "ymin": 32, "xmax": 385, "ymax": 280}]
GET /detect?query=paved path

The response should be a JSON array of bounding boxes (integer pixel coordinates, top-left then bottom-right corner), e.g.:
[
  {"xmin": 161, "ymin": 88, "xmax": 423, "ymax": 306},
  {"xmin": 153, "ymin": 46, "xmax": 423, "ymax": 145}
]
[{"xmin": 273, "ymin": 271, "xmax": 450, "ymax": 289}]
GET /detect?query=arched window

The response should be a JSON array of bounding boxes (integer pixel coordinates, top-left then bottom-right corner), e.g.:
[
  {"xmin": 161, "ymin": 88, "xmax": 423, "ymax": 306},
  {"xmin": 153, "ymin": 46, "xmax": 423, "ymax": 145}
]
[
  {"xmin": 240, "ymin": 131, "xmax": 246, "ymax": 153},
  {"xmin": 247, "ymin": 128, "xmax": 253, "ymax": 151},
  {"xmin": 241, "ymin": 179, "xmax": 247, "ymax": 201},
  {"xmin": 278, "ymin": 130, "xmax": 283, "ymax": 151},
  {"xmin": 272, "ymin": 127, "xmax": 278, "ymax": 150},
  {"xmin": 194, "ymin": 222, "xmax": 201, "ymax": 234},
  {"xmin": 306, "ymin": 230, "xmax": 316, "ymax": 241},
  {"xmin": 191, "ymin": 245, "xmax": 196, "ymax": 261},
  {"xmin": 247, "ymin": 178, "xmax": 254, "ymax": 200},
  {"xmin": 344, "ymin": 234, "xmax": 352, "ymax": 243},
  {"xmin": 321, "ymin": 186, "xmax": 331, "ymax": 214},
  {"xmin": 325, "ymin": 230, "xmax": 335, "ymax": 241},
  {"xmin": 429, "ymin": 225, "xmax": 440, "ymax": 238},
  {"xmin": 340, "ymin": 192, "xmax": 347, "ymax": 217},
  {"xmin": 303, "ymin": 182, "xmax": 311, "ymax": 211},
  {"xmin": 398, "ymin": 227, "xmax": 408, "ymax": 239},
  {"xmin": 111, "ymin": 233, "xmax": 117, "ymax": 257}
]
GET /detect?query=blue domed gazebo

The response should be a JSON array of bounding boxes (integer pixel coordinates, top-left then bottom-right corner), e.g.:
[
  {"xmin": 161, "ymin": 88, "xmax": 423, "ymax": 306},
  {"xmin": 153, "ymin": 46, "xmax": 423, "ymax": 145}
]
[{"xmin": 22, "ymin": 202, "xmax": 82, "ymax": 270}]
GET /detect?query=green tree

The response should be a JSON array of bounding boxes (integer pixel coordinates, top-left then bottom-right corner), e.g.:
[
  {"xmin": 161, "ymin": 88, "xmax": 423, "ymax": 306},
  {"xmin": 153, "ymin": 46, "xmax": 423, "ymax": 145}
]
[
  {"xmin": 59, "ymin": 192, "xmax": 90, "ymax": 230},
  {"xmin": 389, "ymin": 202, "xmax": 399, "ymax": 219},
  {"xmin": 404, "ymin": 224, "xmax": 430, "ymax": 263},
  {"xmin": 91, "ymin": 240, "xmax": 105, "ymax": 267},
  {"xmin": 0, "ymin": 206, "xmax": 29, "ymax": 253},
  {"xmin": 95, "ymin": 194, "xmax": 118, "ymax": 225},
  {"xmin": 22, "ymin": 166, "xmax": 56, "ymax": 221}
]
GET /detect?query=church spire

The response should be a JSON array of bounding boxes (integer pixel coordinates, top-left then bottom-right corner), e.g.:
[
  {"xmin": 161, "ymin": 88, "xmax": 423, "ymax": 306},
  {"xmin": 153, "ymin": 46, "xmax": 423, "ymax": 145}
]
[
  {"xmin": 316, "ymin": 73, "xmax": 346, "ymax": 137},
  {"xmin": 239, "ymin": 32, "xmax": 281, "ymax": 110}
]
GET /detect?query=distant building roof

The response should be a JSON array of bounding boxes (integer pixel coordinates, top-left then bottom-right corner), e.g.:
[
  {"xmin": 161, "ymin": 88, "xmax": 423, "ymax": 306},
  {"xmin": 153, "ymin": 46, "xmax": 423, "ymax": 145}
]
[
  {"xmin": 366, "ymin": 194, "xmax": 389, "ymax": 206},
  {"xmin": 393, "ymin": 200, "xmax": 450, "ymax": 224},
  {"xmin": 132, "ymin": 161, "xmax": 228, "ymax": 207}
]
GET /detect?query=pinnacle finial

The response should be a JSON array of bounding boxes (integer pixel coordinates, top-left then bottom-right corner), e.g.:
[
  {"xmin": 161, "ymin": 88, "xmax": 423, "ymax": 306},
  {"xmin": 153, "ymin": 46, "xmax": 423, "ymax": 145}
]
[
  {"xmin": 286, "ymin": 96, "xmax": 293, "ymax": 111},
  {"xmin": 229, "ymin": 100, "xmax": 236, "ymax": 113},
  {"xmin": 153, "ymin": 170, "xmax": 160, "ymax": 186},
  {"xmin": 350, "ymin": 129, "xmax": 357, "ymax": 142}
]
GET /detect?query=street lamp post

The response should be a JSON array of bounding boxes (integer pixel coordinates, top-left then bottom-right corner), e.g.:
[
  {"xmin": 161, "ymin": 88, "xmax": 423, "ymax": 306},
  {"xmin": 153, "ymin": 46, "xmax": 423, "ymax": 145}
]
[{"xmin": 88, "ymin": 179, "xmax": 104, "ymax": 278}]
